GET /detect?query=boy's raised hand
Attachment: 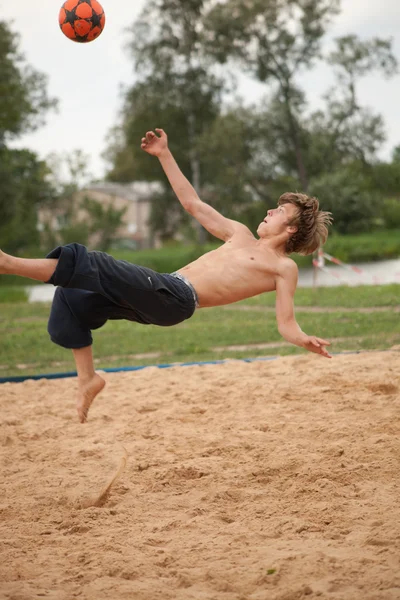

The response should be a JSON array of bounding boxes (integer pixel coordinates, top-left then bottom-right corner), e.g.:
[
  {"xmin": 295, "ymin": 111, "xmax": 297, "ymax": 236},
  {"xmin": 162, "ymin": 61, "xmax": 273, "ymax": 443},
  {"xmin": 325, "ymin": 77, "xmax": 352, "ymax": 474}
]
[{"xmin": 141, "ymin": 129, "xmax": 168, "ymax": 157}]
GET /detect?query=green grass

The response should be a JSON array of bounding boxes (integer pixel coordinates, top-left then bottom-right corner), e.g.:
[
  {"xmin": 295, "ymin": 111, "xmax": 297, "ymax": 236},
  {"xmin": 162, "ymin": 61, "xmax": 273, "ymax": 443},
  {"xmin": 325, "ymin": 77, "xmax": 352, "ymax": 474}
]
[
  {"xmin": 242, "ymin": 283, "xmax": 400, "ymax": 308},
  {"xmin": 0, "ymin": 284, "xmax": 399, "ymax": 379},
  {"xmin": 0, "ymin": 287, "xmax": 28, "ymax": 303}
]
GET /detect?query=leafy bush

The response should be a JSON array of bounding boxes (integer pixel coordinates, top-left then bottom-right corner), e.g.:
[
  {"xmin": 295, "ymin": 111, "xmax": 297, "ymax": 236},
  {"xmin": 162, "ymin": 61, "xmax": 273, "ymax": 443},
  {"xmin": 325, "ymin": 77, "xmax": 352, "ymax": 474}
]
[
  {"xmin": 309, "ymin": 170, "xmax": 377, "ymax": 234},
  {"xmin": 382, "ymin": 198, "xmax": 400, "ymax": 229},
  {"xmin": 324, "ymin": 230, "xmax": 400, "ymax": 263}
]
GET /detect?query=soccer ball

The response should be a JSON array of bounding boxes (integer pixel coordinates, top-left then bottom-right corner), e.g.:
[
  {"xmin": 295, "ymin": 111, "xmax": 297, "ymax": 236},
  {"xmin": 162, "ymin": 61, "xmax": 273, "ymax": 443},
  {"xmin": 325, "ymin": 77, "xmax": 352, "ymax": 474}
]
[{"xmin": 59, "ymin": 0, "xmax": 105, "ymax": 43}]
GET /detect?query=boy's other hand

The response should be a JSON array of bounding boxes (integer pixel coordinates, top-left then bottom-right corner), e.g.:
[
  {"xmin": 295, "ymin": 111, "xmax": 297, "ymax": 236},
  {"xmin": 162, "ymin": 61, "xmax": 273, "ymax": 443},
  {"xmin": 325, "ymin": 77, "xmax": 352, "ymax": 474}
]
[
  {"xmin": 302, "ymin": 335, "xmax": 332, "ymax": 358},
  {"xmin": 141, "ymin": 129, "xmax": 168, "ymax": 157}
]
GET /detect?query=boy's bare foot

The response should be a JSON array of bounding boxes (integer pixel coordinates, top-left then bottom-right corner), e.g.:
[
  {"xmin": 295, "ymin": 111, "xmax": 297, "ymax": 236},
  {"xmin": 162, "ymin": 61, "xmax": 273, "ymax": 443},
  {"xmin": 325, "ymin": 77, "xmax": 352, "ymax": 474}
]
[{"xmin": 76, "ymin": 373, "xmax": 106, "ymax": 423}]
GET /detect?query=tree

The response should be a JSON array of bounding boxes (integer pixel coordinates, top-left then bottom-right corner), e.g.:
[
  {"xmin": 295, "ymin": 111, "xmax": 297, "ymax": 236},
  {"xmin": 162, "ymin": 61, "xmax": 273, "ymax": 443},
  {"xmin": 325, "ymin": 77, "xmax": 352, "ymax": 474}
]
[
  {"xmin": 204, "ymin": 0, "xmax": 340, "ymax": 190},
  {"xmin": 46, "ymin": 148, "xmax": 95, "ymax": 216},
  {"xmin": 0, "ymin": 147, "xmax": 54, "ymax": 252},
  {"xmin": 82, "ymin": 197, "xmax": 127, "ymax": 251},
  {"xmin": 0, "ymin": 20, "xmax": 58, "ymax": 252},
  {"xmin": 319, "ymin": 35, "xmax": 397, "ymax": 167},
  {"xmin": 204, "ymin": 1, "xmax": 398, "ymax": 193},
  {"xmin": 197, "ymin": 101, "xmax": 300, "ymax": 207},
  {"xmin": 105, "ymin": 0, "xmax": 225, "ymax": 243},
  {"xmin": 367, "ymin": 150, "xmax": 400, "ymax": 229},
  {"xmin": 308, "ymin": 167, "xmax": 377, "ymax": 234},
  {"xmin": 40, "ymin": 149, "xmax": 94, "ymax": 247},
  {"xmin": 0, "ymin": 20, "xmax": 57, "ymax": 143},
  {"xmin": 104, "ymin": 1, "xmax": 400, "ymax": 239},
  {"xmin": 42, "ymin": 150, "xmax": 126, "ymax": 250}
]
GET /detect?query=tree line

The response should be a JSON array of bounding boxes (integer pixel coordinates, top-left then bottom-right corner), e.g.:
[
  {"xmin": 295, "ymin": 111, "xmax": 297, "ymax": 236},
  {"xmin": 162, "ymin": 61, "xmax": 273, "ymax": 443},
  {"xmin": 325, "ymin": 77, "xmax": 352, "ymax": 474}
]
[{"xmin": 1, "ymin": 1, "xmax": 400, "ymax": 253}]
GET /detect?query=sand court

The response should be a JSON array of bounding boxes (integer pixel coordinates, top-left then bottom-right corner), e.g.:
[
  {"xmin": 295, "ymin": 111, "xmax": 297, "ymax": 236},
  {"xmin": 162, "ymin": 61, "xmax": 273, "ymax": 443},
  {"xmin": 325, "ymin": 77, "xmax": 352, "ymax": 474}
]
[{"xmin": 1, "ymin": 350, "xmax": 399, "ymax": 599}]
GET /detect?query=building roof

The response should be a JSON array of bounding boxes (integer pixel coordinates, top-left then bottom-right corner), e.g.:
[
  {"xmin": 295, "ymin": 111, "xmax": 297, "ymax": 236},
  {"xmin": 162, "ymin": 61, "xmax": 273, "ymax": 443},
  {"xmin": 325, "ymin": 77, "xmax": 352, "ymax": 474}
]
[{"xmin": 84, "ymin": 181, "xmax": 163, "ymax": 202}]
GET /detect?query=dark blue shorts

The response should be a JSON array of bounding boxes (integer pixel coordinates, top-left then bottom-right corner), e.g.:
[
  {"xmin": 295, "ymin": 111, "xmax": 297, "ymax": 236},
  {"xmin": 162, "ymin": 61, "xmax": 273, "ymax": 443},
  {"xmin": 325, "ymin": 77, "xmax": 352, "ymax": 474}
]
[{"xmin": 46, "ymin": 243, "xmax": 196, "ymax": 349}]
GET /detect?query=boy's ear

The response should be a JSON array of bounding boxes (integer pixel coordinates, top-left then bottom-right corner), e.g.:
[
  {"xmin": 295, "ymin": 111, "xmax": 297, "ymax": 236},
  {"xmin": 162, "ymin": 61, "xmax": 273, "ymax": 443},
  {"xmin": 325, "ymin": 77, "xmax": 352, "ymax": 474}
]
[{"xmin": 287, "ymin": 225, "xmax": 298, "ymax": 235}]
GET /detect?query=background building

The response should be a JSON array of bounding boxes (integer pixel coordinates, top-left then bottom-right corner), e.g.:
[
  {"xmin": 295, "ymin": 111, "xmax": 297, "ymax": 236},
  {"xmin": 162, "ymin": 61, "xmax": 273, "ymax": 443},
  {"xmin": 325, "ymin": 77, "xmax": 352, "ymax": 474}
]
[{"xmin": 39, "ymin": 181, "xmax": 163, "ymax": 250}]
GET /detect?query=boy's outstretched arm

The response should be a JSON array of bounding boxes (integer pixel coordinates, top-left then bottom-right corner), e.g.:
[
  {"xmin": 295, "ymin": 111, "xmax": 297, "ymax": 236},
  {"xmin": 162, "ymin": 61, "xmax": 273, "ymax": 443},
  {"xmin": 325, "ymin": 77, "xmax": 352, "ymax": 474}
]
[
  {"xmin": 141, "ymin": 129, "xmax": 251, "ymax": 242},
  {"xmin": 275, "ymin": 261, "xmax": 332, "ymax": 358}
]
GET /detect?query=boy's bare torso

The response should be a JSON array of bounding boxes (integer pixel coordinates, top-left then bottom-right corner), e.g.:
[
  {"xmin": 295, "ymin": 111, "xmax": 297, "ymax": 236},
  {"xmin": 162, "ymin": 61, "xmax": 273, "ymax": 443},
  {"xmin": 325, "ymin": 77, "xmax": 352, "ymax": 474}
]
[{"xmin": 179, "ymin": 228, "xmax": 294, "ymax": 308}]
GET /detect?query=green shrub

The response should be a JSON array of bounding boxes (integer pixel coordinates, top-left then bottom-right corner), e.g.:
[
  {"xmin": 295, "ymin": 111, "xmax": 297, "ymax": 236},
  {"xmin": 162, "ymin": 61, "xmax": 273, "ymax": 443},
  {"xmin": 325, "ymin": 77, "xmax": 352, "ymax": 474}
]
[
  {"xmin": 382, "ymin": 198, "xmax": 400, "ymax": 229},
  {"xmin": 0, "ymin": 287, "xmax": 28, "ymax": 303},
  {"xmin": 324, "ymin": 230, "xmax": 400, "ymax": 263},
  {"xmin": 309, "ymin": 170, "xmax": 377, "ymax": 234}
]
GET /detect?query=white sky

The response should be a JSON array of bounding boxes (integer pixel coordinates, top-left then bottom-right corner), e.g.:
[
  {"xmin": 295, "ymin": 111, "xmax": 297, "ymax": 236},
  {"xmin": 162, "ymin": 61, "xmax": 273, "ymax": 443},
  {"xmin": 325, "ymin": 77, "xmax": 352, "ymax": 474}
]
[{"xmin": 1, "ymin": 0, "xmax": 400, "ymax": 179}]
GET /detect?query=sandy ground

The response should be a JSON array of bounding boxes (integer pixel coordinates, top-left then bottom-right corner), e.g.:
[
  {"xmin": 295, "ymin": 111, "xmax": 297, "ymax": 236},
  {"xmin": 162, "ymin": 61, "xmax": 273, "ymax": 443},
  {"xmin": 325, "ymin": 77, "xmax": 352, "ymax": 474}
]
[{"xmin": 1, "ymin": 351, "xmax": 400, "ymax": 600}]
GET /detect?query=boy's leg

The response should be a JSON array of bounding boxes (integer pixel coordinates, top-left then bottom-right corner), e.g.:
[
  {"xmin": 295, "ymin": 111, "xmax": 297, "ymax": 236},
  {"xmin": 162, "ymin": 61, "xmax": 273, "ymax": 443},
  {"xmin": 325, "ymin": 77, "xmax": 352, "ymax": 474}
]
[
  {"xmin": 1, "ymin": 245, "xmax": 152, "ymax": 309},
  {"xmin": 2, "ymin": 244, "xmax": 196, "ymax": 422},
  {"xmin": 0, "ymin": 249, "xmax": 57, "ymax": 281},
  {"xmin": 72, "ymin": 346, "xmax": 105, "ymax": 424},
  {"xmin": 2, "ymin": 244, "xmax": 195, "ymax": 326},
  {"xmin": 0, "ymin": 252, "xmax": 106, "ymax": 423},
  {"xmin": 48, "ymin": 287, "xmax": 112, "ymax": 423}
]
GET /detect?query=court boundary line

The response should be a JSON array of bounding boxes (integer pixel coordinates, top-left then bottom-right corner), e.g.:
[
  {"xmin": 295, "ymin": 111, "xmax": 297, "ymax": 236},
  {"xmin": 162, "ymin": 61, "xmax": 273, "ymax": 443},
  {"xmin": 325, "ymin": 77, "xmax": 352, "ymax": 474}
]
[{"xmin": 0, "ymin": 350, "xmax": 392, "ymax": 384}]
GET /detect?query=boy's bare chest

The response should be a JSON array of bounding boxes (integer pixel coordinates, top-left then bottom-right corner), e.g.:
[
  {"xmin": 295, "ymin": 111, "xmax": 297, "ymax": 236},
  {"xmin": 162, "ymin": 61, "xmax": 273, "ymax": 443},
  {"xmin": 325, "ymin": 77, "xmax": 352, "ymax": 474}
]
[{"xmin": 215, "ymin": 243, "xmax": 281, "ymax": 274}]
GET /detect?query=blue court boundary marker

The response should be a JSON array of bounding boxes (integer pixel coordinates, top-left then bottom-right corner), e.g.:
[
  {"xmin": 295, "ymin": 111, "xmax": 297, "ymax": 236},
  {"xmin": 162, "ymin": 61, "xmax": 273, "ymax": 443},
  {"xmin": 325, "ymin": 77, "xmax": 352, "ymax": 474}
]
[
  {"xmin": 0, "ymin": 350, "xmax": 382, "ymax": 384},
  {"xmin": 0, "ymin": 357, "xmax": 278, "ymax": 384}
]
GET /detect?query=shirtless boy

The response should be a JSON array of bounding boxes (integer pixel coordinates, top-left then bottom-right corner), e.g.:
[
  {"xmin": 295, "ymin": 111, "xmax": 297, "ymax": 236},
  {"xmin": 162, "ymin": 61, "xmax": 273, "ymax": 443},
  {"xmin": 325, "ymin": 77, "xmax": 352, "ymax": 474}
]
[{"xmin": 0, "ymin": 128, "xmax": 332, "ymax": 423}]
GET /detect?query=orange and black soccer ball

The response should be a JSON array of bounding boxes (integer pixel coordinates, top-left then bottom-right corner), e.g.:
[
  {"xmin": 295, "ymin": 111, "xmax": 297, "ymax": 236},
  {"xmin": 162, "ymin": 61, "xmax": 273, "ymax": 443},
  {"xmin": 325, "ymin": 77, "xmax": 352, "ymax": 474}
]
[{"xmin": 59, "ymin": 0, "xmax": 105, "ymax": 43}]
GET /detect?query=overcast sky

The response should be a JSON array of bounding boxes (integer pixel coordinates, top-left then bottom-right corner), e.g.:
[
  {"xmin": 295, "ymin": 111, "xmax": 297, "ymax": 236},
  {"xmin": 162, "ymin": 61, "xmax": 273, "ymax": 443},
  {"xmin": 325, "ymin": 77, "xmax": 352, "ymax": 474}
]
[{"xmin": 1, "ymin": 0, "xmax": 400, "ymax": 179}]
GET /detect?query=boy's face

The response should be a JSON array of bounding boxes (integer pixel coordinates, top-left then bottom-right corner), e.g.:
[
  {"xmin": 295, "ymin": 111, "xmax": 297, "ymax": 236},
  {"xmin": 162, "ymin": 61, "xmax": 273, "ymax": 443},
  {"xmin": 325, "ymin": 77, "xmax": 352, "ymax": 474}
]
[{"xmin": 257, "ymin": 203, "xmax": 298, "ymax": 238}]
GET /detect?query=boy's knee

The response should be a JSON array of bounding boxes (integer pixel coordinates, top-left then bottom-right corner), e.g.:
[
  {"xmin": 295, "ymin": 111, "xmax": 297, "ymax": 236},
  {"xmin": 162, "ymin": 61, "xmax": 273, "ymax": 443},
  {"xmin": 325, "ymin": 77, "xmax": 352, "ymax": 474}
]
[{"xmin": 48, "ymin": 287, "xmax": 92, "ymax": 349}]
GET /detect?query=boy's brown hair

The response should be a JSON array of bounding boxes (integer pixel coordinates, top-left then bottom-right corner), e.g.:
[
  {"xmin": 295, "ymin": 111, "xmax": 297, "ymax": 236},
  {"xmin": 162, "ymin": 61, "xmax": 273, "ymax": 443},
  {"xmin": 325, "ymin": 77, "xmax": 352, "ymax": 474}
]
[{"xmin": 278, "ymin": 192, "xmax": 332, "ymax": 256}]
